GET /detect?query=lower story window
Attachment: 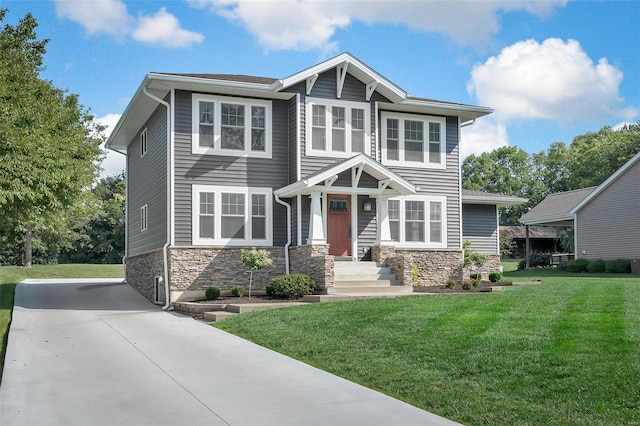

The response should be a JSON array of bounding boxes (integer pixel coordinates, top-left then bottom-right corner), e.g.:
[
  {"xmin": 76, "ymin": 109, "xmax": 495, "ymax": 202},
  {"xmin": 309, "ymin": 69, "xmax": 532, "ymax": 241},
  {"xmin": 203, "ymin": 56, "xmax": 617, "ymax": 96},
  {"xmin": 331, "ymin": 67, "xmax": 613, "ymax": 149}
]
[
  {"xmin": 387, "ymin": 196, "xmax": 446, "ymax": 248},
  {"xmin": 192, "ymin": 185, "xmax": 272, "ymax": 246}
]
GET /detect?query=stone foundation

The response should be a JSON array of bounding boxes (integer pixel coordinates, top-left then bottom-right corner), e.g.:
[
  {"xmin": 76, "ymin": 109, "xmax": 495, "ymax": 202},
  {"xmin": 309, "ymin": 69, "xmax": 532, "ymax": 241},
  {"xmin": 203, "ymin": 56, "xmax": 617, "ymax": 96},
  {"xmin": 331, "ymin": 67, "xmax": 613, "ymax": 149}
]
[
  {"xmin": 167, "ymin": 247, "xmax": 286, "ymax": 301},
  {"xmin": 125, "ymin": 249, "xmax": 165, "ymax": 304},
  {"xmin": 289, "ymin": 244, "xmax": 334, "ymax": 291},
  {"xmin": 462, "ymin": 254, "xmax": 501, "ymax": 281}
]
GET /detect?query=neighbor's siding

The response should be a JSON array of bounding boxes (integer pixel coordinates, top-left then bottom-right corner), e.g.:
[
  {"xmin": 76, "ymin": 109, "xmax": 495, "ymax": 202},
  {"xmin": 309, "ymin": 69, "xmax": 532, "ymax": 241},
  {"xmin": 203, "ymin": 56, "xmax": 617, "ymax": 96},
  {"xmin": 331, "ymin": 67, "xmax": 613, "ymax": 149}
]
[
  {"xmin": 127, "ymin": 103, "xmax": 168, "ymax": 256},
  {"xmin": 172, "ymin": 90, "xmax": 290, "ymax": 247},
  {"xmin": 462, "ymin": 204, "xmax": 498, "ymax": 254},
  {"xmin": 575, "ymin": 159, "xmax": 640, "ymax": 259}
]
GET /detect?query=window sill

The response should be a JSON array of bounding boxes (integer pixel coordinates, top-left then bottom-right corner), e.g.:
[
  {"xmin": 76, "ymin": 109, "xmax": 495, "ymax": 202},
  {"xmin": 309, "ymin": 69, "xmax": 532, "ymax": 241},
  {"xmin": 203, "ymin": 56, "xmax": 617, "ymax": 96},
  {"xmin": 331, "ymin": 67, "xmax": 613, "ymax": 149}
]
[{"xmin": 191, "ymin": 147, "xmax": 272, "ymax": 159}]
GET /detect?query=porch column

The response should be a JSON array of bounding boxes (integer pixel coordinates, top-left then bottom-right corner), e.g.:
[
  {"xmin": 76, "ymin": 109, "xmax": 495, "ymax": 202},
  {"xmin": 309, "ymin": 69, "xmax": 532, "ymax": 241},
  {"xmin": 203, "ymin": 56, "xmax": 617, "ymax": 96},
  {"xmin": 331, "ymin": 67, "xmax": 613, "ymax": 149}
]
[
  {"xmin": 525, "ymin": 224, "xmax": 531, "ymax": 269},
  {"xmin": 307, "ymin": 192, "xmax": 326, "ymax": 244},
  {"xmin": 376, "ymin": 196, "xmax": 393, "ymax": 245}
]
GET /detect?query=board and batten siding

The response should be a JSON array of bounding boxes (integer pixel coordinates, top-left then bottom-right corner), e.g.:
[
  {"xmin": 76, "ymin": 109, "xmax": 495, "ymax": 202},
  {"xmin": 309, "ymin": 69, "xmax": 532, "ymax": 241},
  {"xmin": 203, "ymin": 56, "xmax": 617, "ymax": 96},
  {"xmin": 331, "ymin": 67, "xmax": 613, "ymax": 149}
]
[
  {"xmin": 462, "ymin": 204, "xmax": 498, "ymax": 254},
  {"xmin": 575, "ymin": 159, "xmax": 640, "ymax": 259},
  {"xmin": 127, "ymin": 104, "xmax": 168, "ymax": 256},
  {"xmin": 172, "ymin": 90, "xmax": 290, "ymax": 247}
]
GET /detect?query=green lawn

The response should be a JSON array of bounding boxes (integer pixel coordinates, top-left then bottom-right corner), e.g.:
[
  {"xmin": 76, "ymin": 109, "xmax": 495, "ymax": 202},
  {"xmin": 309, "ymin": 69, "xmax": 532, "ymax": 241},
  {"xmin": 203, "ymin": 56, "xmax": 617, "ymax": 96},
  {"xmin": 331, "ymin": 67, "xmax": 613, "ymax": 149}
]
[
  {"xmin": 0, "ymin": 264, "xmax": 123, "ymax": 381},
  {"xmin": 215, "ymin": 270, "xmax": 640, "ymax": 425}
]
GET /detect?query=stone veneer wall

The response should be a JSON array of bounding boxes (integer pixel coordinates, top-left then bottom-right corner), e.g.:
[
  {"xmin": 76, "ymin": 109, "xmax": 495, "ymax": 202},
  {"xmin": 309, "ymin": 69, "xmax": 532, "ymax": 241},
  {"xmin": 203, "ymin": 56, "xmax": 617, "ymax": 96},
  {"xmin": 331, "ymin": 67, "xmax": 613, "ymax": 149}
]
[
  {"xmin": 168, "ymin": 247, "xmax": 286, "ymax": 301},
  {"xmin": 289, "ymin": 244, "xmax": 334, "ymax": 291},
  {"xmin": 125, "ymin": 249, "xmax": 165, "ymax": 303},
  {"xmin": 373, "ymin": 246, "xmax": 502, "ymax": 286}
]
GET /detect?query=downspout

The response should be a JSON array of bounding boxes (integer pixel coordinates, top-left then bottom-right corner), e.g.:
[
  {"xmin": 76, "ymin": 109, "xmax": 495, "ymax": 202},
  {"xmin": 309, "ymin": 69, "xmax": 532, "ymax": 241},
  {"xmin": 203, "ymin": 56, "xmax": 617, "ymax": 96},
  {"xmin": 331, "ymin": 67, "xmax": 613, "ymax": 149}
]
[
  {"xmin": 142, "ymin": 86, "xmax": 173, "ymax": 310},
  {"xmin": 460, "ymin": 118, "xmax": 476, "ymax": 128},
  {"xmin": 274, "ymin": 194, "xmax": 291, "ymax": 274}
]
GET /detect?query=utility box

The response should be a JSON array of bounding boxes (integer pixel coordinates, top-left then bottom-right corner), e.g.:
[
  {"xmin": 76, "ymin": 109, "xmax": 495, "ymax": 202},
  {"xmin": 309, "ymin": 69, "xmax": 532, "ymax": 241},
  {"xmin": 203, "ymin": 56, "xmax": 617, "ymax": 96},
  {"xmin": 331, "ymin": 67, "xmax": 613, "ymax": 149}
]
[{"xmin": 631, "ymin": 259, "xmax": 640, "ymax": 275}]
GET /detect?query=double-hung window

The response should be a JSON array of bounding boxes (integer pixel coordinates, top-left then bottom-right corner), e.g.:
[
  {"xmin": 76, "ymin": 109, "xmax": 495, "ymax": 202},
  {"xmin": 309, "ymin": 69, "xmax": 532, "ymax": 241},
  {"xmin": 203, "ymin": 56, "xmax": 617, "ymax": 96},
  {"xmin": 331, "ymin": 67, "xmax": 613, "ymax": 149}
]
[
  {"xmin": 192, "ymin": 94, "xmax": 271, "ymax": 158},
  {"xmin": 386, "ymin": 196, "xmax": 446, "ymax": 248},
  {"xmin": 192, "ymin": 185, "xmax": 272, "ymax": 246},
  {"xmin": 140, "ymin": 128, "xmax": 147, "ymax": 157},
  {"xmin": 381, "ymin": 112, "xmax": 445, "ymax": 169},
  {"xmin": 140, "ymin": 204, "xmax": 148, "ymax": 232},
  {"xmin": 306, "ymin": 97, "xmax": 370, "ymax": 157}
]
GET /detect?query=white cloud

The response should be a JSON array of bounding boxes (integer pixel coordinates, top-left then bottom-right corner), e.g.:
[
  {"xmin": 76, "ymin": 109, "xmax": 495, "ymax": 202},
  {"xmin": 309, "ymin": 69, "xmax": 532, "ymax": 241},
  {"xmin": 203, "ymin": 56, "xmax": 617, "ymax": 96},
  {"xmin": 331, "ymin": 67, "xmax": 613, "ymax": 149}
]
[
  {"xmin": 132, "ymin": 7, "xmax": 204, "ymax": 48},
  {"xmin": 96, "ymin": 114, "xmax": 126, "ymax": 178},
  {"xmin": 54, "ymin": 1, "xmax": 203, "ymax": 48},
  {"xmin": 190, "ymin": 0, "xmax": 566, "ymax": 51},
  {"xmin": 54, "ymin": 0, "xmax": 132, "ymax": 36},
  {"xmin": 467, "ymin": 38, "xmax": 637, "ymax": 125},
  {"xmin": 460, "ymin": 119, "xmax": 509, "ymax": 159}
]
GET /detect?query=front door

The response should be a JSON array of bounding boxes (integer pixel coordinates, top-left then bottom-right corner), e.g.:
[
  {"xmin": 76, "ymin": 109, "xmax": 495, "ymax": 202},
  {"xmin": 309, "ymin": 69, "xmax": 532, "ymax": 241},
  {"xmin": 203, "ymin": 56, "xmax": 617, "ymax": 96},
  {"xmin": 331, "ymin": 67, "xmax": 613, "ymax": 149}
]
[{"xmin": 327, "ymin": 194, "xmax": 351, "ymax": 256}]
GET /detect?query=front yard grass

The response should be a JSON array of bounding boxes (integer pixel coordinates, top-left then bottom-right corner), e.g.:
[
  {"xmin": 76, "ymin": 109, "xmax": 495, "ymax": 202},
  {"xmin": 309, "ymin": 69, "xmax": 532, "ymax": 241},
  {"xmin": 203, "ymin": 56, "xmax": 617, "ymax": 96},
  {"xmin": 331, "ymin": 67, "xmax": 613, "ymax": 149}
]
[
  {"xmin": 215, "ymin": 272, "xmax": 640, "ymax": 425},
  {"xmin": 0, "ymin": 264, "xmax": 123, "ymax": 381}
]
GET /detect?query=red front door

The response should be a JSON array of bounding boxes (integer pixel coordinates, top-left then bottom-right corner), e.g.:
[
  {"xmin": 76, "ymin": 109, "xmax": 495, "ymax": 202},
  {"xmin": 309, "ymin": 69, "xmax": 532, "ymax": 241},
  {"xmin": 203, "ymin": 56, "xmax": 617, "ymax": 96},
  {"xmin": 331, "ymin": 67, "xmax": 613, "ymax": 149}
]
[{"xmin": 327, "ymin": 195, "xmax": 351, "ymax": 256}]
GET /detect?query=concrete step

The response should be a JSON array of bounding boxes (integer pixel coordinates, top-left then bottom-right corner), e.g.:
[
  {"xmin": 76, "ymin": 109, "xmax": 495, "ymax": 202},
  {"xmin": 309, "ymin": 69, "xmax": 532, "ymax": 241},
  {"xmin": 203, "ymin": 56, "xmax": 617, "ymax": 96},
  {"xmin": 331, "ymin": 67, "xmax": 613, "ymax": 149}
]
[
  {"xmin": 224, "ymin": 302, "xmax": 308, "ymax": 314},
  {"xmin": 203, "ymin": 311, "xmax": 238, "ymax": 322},
  {"xmin": 327, "ymin": 285, "xmax": 413, "ymax": 295},
  {"xmin": 334, "ymin": 272, "xmax": 396, "ymax": 281},
  {"xmin": 333, "ymin": 279, "xmax": 398, "ymax": 287}
]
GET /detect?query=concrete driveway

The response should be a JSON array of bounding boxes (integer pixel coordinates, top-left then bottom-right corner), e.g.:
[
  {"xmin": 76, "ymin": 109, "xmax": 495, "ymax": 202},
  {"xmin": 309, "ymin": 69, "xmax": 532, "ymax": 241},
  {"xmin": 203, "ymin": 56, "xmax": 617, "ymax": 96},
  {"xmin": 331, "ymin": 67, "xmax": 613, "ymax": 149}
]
[{"xmin": 1, "ymin": 279, "xmax": 459, "ymax": 426}]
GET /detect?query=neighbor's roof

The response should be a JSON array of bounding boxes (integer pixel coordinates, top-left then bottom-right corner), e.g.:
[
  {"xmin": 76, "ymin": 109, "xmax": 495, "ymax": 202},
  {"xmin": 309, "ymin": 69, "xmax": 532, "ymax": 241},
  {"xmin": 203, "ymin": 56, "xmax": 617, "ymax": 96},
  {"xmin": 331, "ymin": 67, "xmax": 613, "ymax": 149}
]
[
  {"xmin": 519, "ymin": 187, "xmax": 596, "ymax": 225},
  {"xmin": 462, "ymin": 189, "xmax": 527, "ymax": 207},
  {"xmin": 499, "ymin": 226, "xmax": 559, "ymax": 240},
  {"xmin": 106, "ymin": 52, "xmax": 492, "ymax": 151}
]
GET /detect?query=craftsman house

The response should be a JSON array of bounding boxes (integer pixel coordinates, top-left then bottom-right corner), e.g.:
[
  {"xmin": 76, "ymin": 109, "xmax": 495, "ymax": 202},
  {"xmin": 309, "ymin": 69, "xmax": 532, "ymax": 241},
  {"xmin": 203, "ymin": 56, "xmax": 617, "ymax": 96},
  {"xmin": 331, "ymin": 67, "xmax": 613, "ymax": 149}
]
[{"xmin": 106, "ymin": 53, "xmax": 525, "ymax": 305}]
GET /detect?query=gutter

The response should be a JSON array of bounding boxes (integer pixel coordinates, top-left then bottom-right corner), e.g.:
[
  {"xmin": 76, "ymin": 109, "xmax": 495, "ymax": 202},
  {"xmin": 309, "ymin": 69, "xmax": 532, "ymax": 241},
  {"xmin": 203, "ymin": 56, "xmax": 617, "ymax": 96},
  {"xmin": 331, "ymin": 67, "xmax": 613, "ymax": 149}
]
[
  {"xmin": 142, "ymin": 86, "xmax": 173, "ymax": 311},
  {"xmin": 273, "ymin": 194, "xmax": 291, "ymax": 274}
]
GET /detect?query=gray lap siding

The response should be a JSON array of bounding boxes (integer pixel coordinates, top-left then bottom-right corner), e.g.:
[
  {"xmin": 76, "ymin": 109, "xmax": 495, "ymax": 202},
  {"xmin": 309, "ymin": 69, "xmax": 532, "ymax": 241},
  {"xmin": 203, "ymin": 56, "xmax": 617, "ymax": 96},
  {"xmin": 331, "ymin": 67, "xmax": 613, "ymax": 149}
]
[
  {"xmin": 462, "ymin": 204, "xmax": 498, "ymax": 254},
  {"xmin": 127, "ymin": 104, "xmax": 168, "ymax": 256},
  {"xmin": 172, "ymin": 90, "xmax": 290, "ymax": 247}
]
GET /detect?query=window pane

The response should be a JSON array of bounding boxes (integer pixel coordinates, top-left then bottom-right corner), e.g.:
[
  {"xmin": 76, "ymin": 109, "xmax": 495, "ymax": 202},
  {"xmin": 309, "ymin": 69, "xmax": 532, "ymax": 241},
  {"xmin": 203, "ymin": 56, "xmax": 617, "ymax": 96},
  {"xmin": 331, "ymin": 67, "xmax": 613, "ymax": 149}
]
[
  {"xmin": 252, "ymin": 194, "xmax": 265, "ymax": 216},
  {"xmin": 429, "ymin": 142, "xmax": 440, "ymax": 163},
  {"xmin": 352, "ymin": 108, "xmax": 364, "ymax": 130},
  {"xmin": 332, "ymin": 107, "xmax": 345, "ymax": 152},
  {"xmin": 405, "ymin": 120, "xmax": 423, "ymax": 141},
  {"xmin": 405, "ymin": 221, "xmax": 424, "ymax": 242},
  {"xmin": 199, "ymin": 101, "xmax": 214, "ymax": 124},
  {"xmin": 386, "ymin": 118, "xmax": 399, "ymax": 160},
  {"xmin": 312, "ymin": 105, "xmax": 326, "ymax": 126},
  {"xmin": 405, "ymin": 120, "xmax": 423, "ymax": 162},
  {"xmin": 252, "ymin": 217, "xmax": 266, "ymax": 239},
  {"xmin": 312, "ymin": 105, "xmax": 326, "ymax": 150},
  {"xmin": 405, "ymin": 141, "xmax": 423, "ymax": 162},
  {"xmin": 351, "ymin": 131, "xmax": 364, "ymax": 153},
  {"xmin": 251, "ymin": 106, "xmax": 266, "ymax": 151},
  {"xmin": 332, "ymin": 129, "xmax": 346, "ymax": 151},
  {"xmin": 312, "ymin": 128, "xmax": 325, "ymax": 150},
  {"xmin": 251, "ymin": 194, "xmax": 266, "ymax": 240},
  {"xmin": 200, "ymin": 192, "xmax": 214, "ymax": 215},
  {"xmin": 388, "ymin": 200, "xmax": 400, "ymax": 242},
  {"xmin": 199, "ymin": 125, "xmax": 214, "ymax": 148},
  {"xmin": 221, "ymin": 193, "xmax": 245, "ymax": 239},
  {"xmin": 221, "ymin": 104, "xmax": 245, "ymax": 150},
  {"xmin": 199, "ymin": 192, "xmax": 214, "ymax": 239},
  {"xmin": 222, "ymin": 217, "xmax": 244, "ymax": 239},
  {"xmin": 222, "ymin": 193, "xmax": 245, "ymax": 215},
  {"xmin": 430, "ymin": 201, "xmax": 442, "ymax": 243},
  {"xmin": 390, "ymin": 221, "xmax": 400, "ymax": 242},
  {"xmin": 405, "ymin": 201, "xmax": 424, "ymax": 221},
  {"xmin": 405, "ymin": 200, "xmax": 424, "ymax": 242},
  {"xmin": 199, "ymin": 216, "xmax": 214, "ymax": 239}
]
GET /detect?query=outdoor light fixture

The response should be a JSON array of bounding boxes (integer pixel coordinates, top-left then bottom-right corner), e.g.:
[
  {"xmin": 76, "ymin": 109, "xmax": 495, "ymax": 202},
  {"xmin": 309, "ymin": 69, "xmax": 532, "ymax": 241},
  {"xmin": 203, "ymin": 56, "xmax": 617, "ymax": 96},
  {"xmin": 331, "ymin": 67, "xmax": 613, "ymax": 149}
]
[{"xmin": 363, "ymin": 201, "xmax": 373, "ymax": 211}]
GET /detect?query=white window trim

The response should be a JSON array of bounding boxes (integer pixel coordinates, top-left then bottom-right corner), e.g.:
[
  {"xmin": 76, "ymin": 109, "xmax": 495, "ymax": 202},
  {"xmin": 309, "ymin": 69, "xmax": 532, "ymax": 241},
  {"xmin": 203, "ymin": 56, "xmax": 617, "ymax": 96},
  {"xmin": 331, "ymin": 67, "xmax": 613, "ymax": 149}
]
[
  {"xmin": 381, "ymin": 112, "xmax": 446, "ymax": 169},
  {"xmin": 192, "ymin": 185, "xmax": 273, "ymax": 246},
  {"xmin": 140, "ymin": 204, "xmax": 148, "ymax": 232},
  {"xmin": 140, "ymin": 128, "xmax": 147, "ymax": 157},
  {"xmin": 191, "ymin": 94, "xmax": 272, "ymax": 159},
  {"xmin": 385, "ymin": 195, "xmax": 447, "ymax": 248},
  {"xmin": 305, "ymin": 97, "xmax": 371, "ymax": 158}
]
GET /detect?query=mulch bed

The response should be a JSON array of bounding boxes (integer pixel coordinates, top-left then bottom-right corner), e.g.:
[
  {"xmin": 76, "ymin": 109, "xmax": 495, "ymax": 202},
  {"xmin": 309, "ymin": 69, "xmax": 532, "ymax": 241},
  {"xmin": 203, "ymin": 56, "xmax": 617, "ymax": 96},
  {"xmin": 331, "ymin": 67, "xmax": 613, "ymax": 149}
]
[
  {"xmin": 194, "ymin": 295, "xmax": 303, "ymax": 304},
  {"xmin": 414, "ymin": 281, "xmax": 513, "ymax": 293}
]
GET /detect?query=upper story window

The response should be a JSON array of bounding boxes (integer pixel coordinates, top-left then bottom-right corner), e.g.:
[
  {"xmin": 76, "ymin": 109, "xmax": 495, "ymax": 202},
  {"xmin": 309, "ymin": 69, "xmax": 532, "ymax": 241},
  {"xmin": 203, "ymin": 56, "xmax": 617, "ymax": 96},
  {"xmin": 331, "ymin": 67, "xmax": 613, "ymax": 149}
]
[
  {"xmin": 306, "ymin": 97, "xmax": 370, "ymax": 158},
  {"xmin": 140, "ymin": 204, "xmax": 148, "ymax": 232},
  {"xmin": 192, "ymin": 185, "xmax": 272, "ymax": 246},
  {"xmin": 140, "ymin": 128, "xmax": 147, "ymax": 157},
  {"xmin": 387, "ymin": 195, "xmax": 447, "ymax": 248},
  {"xmin": 192, "ymin": 94, "xmax": 272, "ymax": 158},
  {"xmin": 381, "ymin": 112, "xmax": 446, "ymax": 169}
]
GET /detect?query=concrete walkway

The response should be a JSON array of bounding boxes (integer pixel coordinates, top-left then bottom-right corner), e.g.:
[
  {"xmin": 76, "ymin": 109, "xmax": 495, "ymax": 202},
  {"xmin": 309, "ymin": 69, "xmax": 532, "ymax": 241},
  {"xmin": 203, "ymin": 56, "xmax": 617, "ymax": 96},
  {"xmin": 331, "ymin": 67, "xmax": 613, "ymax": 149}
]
[{"xmin": 1, "ymin": 279, "xmax": 460, "ymax": 426}]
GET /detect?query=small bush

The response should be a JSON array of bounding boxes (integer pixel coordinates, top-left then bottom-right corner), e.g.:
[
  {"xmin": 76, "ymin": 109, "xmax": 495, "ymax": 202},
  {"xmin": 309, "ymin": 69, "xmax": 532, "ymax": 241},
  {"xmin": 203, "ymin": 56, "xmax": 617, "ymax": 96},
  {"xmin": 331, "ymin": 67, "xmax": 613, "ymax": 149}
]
[
  {"xmin": 265, "ymin": 284, "xmax": 276, "ymax": 296},
  {"xmin": 605, "ymin": 258, "xmax": 631, "ymax": 274},
  {"xmin": 231, "ymin": 286, "xmax": 245, "ymax": 297},
  {"xmin": 270, "ymin": 274, "xmax": 315, "ymax": 298},
  {"xmin": 567, "ymin": 259, "xmax": 590, "ymax": 273},
  {"xmin": 557, "ymin": 261, "xmax": 569, "ymax": 271},
  {"xmin": 489, "ymin": 272, "xmax": 501, "ymax": 282},
  {"xmin": 469, "ymin": 272, "xmax": 481, "ymax": 281},
  {"xmin": 461, "ymin": 279, "xmax": 473, "ymax": 290},
  {"xmin": 586, "ymin": 259, "xmax": 606, "ymax": 273},
  {"xmin": 517, "ymin": 252, "xmax": 552, "ymax": 270},
  {"xmin": 445, "ymin": 278, "xmax": 456, "ymax": 289},
  {"xmin": 205, "ymin": 286, "xmax": 220, "ymax": 300}
]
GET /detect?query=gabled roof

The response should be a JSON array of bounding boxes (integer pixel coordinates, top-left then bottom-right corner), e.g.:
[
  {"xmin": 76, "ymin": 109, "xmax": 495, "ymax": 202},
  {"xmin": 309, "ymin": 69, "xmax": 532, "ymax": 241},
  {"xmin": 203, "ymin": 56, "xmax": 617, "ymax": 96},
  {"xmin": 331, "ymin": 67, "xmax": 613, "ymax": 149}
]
[
  {"xmin": 275, "ymin": 154, "xmax": 416, "ymax": 198},
  {"xmin": 462, "ymin": 189, "xmax": 527, "ymax": 207},
  {"xmin": 106, "ymin": 52, "xmax": 492, "ymax": 151},
  {"xmin": 519, "ymin": 187, "xmax": 596, "ymax": 225},
  {"xmin": 570, "ymin": 150, "xmax": 640, "ymax": 214}
]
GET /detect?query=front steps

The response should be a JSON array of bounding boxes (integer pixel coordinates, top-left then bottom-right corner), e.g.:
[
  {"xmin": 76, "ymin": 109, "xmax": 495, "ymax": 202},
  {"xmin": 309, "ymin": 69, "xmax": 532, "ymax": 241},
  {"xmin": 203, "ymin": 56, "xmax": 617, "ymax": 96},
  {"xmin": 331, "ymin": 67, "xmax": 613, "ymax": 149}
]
[{"xmin": 328, "ymin": 261, "xmax": 412, "ymax": 295}]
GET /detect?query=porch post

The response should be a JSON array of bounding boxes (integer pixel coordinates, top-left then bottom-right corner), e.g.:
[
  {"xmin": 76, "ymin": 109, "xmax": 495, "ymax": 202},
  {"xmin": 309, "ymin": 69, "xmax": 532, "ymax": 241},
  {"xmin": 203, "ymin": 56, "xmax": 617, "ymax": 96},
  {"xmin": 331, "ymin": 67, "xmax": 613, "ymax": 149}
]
[
  {"xmin": 376, "ymin": 196, "xmax": 393, "ymax": 245},
  {"xmin": 525, "ymin": 224, "xmax": 531, "ymax": 269},
  {"xmin": 307, "ymin": 192, "xmax": 326, "ymax": 244}
]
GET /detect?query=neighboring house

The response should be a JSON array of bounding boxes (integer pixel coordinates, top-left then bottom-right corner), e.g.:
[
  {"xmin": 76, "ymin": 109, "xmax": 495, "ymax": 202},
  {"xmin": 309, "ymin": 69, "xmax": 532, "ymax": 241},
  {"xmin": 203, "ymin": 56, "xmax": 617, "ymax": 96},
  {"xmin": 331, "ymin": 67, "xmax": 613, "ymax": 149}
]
[
  {"xmin": 499, "ymin": 226, "xmax": 561, "ymax": 255},
  {"xmin": 106, "ymin": 53, "xmax": 525, "ymax": 304},
  {"xmin": 520, "ymin": 151, "xmax": 640, "ymax": 260}
]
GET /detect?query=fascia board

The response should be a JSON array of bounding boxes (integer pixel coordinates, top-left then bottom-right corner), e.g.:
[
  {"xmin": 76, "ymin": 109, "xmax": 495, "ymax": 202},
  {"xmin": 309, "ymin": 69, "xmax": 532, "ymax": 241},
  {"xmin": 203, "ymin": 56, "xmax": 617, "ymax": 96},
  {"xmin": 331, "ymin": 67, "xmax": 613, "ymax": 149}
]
[
  {"xmin": 519, "ymin": 214, "xmax": 574, "ymax": 226},
  {"xmin": 463, "ymin": 195, "xmax": 528, "ymax": 206},
  {"xmin": 379, "ymin": 101, "xmax": 493, "ymax": 121}
]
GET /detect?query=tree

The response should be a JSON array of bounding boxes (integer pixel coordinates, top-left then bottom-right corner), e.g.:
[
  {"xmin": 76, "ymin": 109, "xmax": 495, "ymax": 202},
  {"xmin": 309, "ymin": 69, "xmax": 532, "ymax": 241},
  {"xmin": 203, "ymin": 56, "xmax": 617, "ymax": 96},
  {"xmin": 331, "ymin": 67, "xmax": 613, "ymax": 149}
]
[
  {"xmin": 0, "ymin": 9, "xmax": 103, "ymax": 266},
  {"xmin": 532, "ymin": 142, "xmax": 570, "ymax": 197}
]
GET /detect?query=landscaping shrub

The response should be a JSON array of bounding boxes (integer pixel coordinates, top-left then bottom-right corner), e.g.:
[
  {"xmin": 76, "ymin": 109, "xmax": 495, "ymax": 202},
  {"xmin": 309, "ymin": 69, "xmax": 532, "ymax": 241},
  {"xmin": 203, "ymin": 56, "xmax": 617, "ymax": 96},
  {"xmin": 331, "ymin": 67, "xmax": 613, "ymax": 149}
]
[
  {"xmin": 445, "ymin": 278, "xmax": 456, "ymax": 289},
  {"xmin": 557, "ymin": 261, "xmax": 569, "ymax": 271},
  {"xmin": 605, "ymin": 258, "xmax": 631, "ymax": 274},
  {"xmin": 205, "ymin": 286, "xmax": 220, "ymax": 300},
  {"xmin": 270, "ymin": 274, "xmax": 315, "ymax": 298},
  {"xmin": 461, "ymin": 279, "xmax": 473, "ymax": 290},
  {"xmin": 517, "ymin": 252, "xmax": 552, "ymax": 269},
  {"xmin": 489, "ymin": 272, "xmax": 501, "ymax": 282},
  {"xmin": 586, "ymin": 259, "xmax": 606, "ymax": 273},
  {"xmin": 231, "ymin": 286, "xmax": 245, "ymax": 297},
  {"xmin": 469, "ymin": 272, "xmax": 481, "ymax": 281},
  {"xmin": 265, "ymin": 284, "xmax": 276, "ymax": 296},
  {"xmin": 567, "ymin": 258, "xmax": 590, "ymax": 273}
]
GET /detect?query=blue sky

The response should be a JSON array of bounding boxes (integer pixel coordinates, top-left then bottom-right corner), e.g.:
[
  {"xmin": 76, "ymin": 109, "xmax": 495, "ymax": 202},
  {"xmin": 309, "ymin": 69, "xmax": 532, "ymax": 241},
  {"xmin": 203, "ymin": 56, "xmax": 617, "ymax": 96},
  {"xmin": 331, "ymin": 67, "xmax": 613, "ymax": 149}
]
[{"xmin": 2, "ymin": 0, "xmax": 638, "ymax": 178}]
